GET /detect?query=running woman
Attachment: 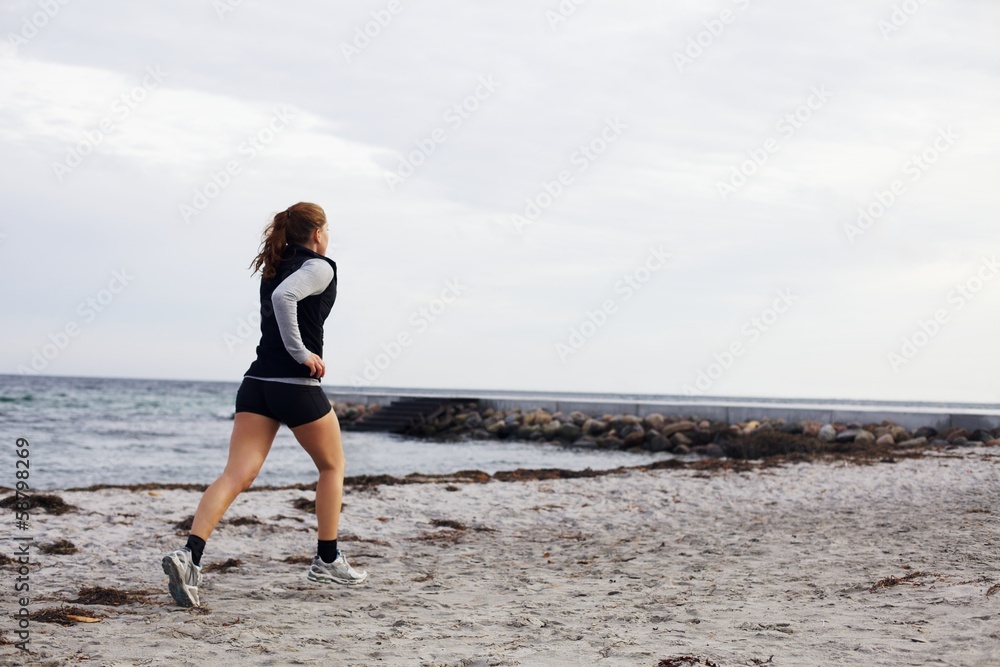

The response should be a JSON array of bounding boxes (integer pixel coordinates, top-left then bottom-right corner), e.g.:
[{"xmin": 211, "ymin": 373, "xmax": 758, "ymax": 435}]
[{"xmin": 162, "ymin": 202, "xmax": 367, "ymax": 608}]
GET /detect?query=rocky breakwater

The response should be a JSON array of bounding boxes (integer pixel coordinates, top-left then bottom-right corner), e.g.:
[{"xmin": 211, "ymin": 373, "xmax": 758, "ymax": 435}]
[{"xmin": 392, "ymin": 402, "xmax": 1000, "ymax": 460}]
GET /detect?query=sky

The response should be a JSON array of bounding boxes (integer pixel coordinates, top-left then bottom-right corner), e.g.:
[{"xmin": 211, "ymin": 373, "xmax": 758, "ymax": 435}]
[{"xmin": 1, "ymin": 0, "xmax": 998, "ymax": 403}]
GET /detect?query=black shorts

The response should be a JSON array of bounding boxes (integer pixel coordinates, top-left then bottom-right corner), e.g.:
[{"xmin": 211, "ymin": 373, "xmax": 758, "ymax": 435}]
[{"xmin": 234, "ymin": 377, "xmax": 332, "ymax": 428}]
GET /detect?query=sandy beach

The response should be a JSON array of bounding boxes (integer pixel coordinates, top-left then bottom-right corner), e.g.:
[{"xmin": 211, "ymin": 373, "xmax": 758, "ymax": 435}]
[{"xmin": 2, "ymin": 447, "xmax": 998, "ymax": 667}]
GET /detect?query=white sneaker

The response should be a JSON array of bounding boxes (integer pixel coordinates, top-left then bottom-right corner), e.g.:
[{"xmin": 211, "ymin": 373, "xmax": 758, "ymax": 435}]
[
  {"xmin": 162, "ymin": 547, "xmax": 202, "ymax": 607},
  {"xmin": 307, "ymin": 551, "xmax": 368, "ymax": 585}
]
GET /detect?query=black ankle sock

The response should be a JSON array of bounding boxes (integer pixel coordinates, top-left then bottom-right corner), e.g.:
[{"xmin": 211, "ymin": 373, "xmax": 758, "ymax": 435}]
[
  {"xmin": 317, "ymin": 539, "xmax": 338, "ymax": 563},
  {"xmin": 186, "ymin": 534, "xmax": 206, "ymax": 567}
]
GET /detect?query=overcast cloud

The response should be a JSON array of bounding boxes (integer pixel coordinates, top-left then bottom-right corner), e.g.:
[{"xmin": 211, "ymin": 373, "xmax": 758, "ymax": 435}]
[{"xmin": 2, "ymin": 0, "xmax": 998, "ymax": 402}]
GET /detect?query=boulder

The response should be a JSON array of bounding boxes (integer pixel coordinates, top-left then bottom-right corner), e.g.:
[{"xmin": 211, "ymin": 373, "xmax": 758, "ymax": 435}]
[
  {"xmin": 671, "ymin": 432, "xmax": 693, "ymax": 447},
  {"xmin": 517, "ymin": 424, "xmax": 538, "ymax": 440},
  {"xmin": 704, "ymin": 443, "xmax": 725, "ymax": 458},
  {"xmin": 535, "ymin": 410, "xmax": 554, "ymax": 426},
  {"xmin": 854, "ymin": 430, "xmax": 875, "ymax": 444},
  {"xmin": 599, "ymin": 436, "xmax": 625, "ymax": 449},
  {"xmin": 464, "ymin": 412, "xmax": 483, "ymax": 429},
  {"xmin": 835, "ymin": 429, "xmax": 862, "ymax": 443},
  {"xmin": 818, "ymin": 424, "xmax": 837, "ymax": 443},
  {"xmin": 898, "ymin": 436, "xmax": 929, "ymax": 448},
  {"xmin": 662, "ymin": 420, "xmax": 697, "ymax": 437},
  {"xmin": 557, "ymin": 423, "xmax": 583, "ymax": 441},
  {"xmin": 971, "ymin": 429, "xmax": 993, "ymax": 443},
  {"xmin": 875, "ymin": 433, "xmax": 895, "ymax": 446},
  {"xmin": 643, "ymin": 413, "xmax": 666, "ymax": 431},
  {"xmin": 583, "ymin": 419, "xmax": 608, "ymax": 437},
  {"xmin": 623, "ymin": 430, "xmax": 646, "ymax": 448},
  {"xmin": 620, "ymin": 424, "xmax": 645, "ymax": 440},
  {"xmin": 945, "ymin": 428, "xmax": 969, "ymax": 443},
  {"xmin": 541, "ymin": 420, "xmax": 563, "ymax": 439},
  {"xmin": 644, "ymin": 433, "xmax": 670, "ymax": 452}
]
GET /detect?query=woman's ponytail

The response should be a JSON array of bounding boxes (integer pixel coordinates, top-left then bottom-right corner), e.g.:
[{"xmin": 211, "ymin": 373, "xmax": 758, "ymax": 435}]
[{"xmin": 249, "ymin": 203, "xmax": 327, "ymax": 281}]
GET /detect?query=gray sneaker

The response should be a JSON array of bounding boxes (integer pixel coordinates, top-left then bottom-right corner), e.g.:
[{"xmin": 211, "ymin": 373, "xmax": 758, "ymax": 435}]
[
  {"xmin": 307, "ymin": 551, "xmax": 368, "ymax": 585},
  {"xmin": 162, "ymin": 547, "xmax": 202, "ymax": 607}
]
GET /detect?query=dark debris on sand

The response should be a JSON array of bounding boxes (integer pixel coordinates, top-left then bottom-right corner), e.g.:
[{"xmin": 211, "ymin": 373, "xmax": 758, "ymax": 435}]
[
  {"xmin": 283, "ymin": 555, "xmax": 313, "ymax": 565},
  {"xmin": 657, "ymin": 657, "xmax": 721, "ymax": 667},
  {"xmin": 227, "ymin": 515, "xmax": 264, "ymax": 526},
  {"xmin": 341, "ymin": 534, "xmax": 392, "ymax": 547},
  {"xmin": 0, "ymin": 493, "xmax": 76, "ymax": 515},
  {"xmin": 869, "ymin": 571, "xmax": 932, "ymax": 593},
  {"xmin": 173, "ymin": 515, "xmax": 194, "ymax": 533},
  {"xmin": 292, "ymin": 497, "xmax": 316, "ymax": 514},
  {"xmin": 204, "ymin": 558, "xmax": 242, "ymax": 573},
  {"xmin": 40, "ymin": 539, "xmax": 78, "ymax": 555},
  {"xmin": 71, "ymin": 586, "xmax": 153, "ymax": 606},
  {"xmin": 30, "ymin": 606, "xmax": 104, "ymax": 625}
]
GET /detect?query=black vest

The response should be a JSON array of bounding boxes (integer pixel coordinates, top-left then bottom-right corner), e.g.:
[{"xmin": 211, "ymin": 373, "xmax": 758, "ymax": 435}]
[{"xmin": 244, "ymin": 244, "xmax": 337, "ymax": 380}]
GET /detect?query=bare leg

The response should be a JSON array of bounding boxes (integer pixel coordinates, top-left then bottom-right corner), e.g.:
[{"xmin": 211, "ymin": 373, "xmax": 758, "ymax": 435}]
[
  {"xmin": 290, "ymin": 409, "xmax": 345, "ymax": 541},
  {"xmin": 190, "ymin": 412, "xmax": 280, "ymax": 540}
]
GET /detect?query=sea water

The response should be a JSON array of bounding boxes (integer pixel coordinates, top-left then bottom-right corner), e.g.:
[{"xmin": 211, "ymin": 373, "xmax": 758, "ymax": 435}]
[{"xmin": 0, "ymin": 374, "xmax": 675, "ymax": 490}]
